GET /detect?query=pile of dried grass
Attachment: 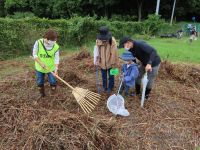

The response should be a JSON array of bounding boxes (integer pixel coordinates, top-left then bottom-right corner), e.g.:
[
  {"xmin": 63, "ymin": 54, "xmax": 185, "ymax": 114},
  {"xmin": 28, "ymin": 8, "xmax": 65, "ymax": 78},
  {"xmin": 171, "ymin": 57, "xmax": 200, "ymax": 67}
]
[
  {"xmin": 0, "ymin": 51, "xmax": 200, "ymax": 150},
  {"xmin": 59, "ymin": 71, "xmax": 87, "ymax": 85},
  {"xmin": 0, "ymin": 105, "xmax": 124, "ymax": 150},
  {"xmin": 0, "ymin": 51, "xmax": 127, "ymax": 150},
  {"xmin": 160, "ymin": 61, "xmax": 200, "ymax": 88},
  {"xmin": 73, "ymin": 47, "xmax": 91, "ymax": 60}
]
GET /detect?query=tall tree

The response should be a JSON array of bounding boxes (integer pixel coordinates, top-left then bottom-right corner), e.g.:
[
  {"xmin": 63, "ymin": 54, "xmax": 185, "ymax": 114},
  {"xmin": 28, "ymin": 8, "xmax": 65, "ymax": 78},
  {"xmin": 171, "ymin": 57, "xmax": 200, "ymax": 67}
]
[
  {"xmin": 29, "ymin": 0, "xmax": 53, "ymax": 18},
  {"xmin": 4, "ymin": 0, "xmax": 30, "ymax": 14},
  {"xmin": 52, "ymin": 0, "xmax": 82, "ymax": 18},
  {"xmin": 0, "ymin": 0, "xmax": 200, "ymax": 20},
  {"xmin": 88, "ymin": 0, "xmax": 120, "ymax": 18},
  {"xmin": 186, "ymin": 0, "xmax": 200, "ymax": 13},
  {"xmin": 0, "ymin": 0, "xmax": 5, "ymax": 17}
]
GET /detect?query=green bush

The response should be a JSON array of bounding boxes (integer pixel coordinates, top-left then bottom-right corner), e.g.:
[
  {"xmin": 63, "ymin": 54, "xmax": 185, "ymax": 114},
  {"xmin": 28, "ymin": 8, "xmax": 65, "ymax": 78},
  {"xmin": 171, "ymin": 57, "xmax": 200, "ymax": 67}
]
[
  {"xmin": 109, "ymin": 15, "xmax": 137, "ymax": 22},
  {"xmin": 0, "ymin": 15, "xmax": 170, "ymax": 60},
  {"xmin": 140, "ymin": 14, "xmax": 166, "ymax": 35},
  {"xmin": 6, "ymin": 12, "xmax": 36, "ymax": 19}
]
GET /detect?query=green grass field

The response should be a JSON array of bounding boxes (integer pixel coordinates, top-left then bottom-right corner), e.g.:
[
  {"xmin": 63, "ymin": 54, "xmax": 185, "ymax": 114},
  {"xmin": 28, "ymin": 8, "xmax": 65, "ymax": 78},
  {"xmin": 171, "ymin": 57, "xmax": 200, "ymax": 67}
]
[
  {"xmin": 148, "ymin": 37, "xmax": 200, "ymax": 64},
  {"xmin": 85, "ymin": 37, "xmax": 200, "ymax": 64},
  {"xmin": 1, "ymin": 37, "xmax": 199, "ymax": 80}
]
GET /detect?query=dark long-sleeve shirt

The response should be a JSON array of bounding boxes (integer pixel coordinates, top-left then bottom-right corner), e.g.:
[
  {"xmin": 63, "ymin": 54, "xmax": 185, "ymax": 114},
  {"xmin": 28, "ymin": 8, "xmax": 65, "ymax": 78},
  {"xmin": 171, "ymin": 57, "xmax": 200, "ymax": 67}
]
[{"xmin": 129, "ymin": 40, "xmax": 161, "ymax": 67}]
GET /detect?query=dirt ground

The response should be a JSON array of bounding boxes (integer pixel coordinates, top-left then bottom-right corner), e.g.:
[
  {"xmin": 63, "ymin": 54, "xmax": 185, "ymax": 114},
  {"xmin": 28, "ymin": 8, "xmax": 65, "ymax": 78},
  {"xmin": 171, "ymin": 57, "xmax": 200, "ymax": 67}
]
[{"xmin": 0, "ymin": 51, "xmax": 200, "ymax": 150}]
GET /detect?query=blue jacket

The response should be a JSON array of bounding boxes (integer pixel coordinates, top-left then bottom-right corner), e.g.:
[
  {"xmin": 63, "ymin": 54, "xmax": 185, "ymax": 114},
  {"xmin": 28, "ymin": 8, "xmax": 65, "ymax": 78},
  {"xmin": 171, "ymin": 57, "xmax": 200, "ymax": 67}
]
[{"xmin": 122, "ymin": 63, "xmax": 139, "ymax": 87}]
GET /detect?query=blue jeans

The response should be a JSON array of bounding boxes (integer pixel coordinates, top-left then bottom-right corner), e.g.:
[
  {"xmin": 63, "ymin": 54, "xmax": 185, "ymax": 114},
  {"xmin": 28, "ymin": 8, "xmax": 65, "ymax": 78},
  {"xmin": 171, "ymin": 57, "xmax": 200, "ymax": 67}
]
[
  {"xmin": 36, "ymin": 70, "xmax": 56, "ymax": 87},
  {"xmin": 101, "ymin": 68, "xmax": 114, "ymax": 91}
]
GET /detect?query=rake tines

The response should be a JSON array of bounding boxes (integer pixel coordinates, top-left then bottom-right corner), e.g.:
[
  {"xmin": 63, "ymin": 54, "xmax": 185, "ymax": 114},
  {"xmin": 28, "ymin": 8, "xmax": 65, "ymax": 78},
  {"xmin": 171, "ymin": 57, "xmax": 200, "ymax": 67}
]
[{"xmin": 73, "ymin": 87, "xmax": 101, "ymax": 114}]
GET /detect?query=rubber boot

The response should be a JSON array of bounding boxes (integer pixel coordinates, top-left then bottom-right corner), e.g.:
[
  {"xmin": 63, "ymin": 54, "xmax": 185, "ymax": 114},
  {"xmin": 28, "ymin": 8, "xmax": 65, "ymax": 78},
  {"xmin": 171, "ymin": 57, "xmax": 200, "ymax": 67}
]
[
  {"xmin": 39, "ymin": 86, "xmax": 45, "ymax": 97},
  {"xmin": 145, "ymin": 88, "xmax": 151, "ymax": 100},
  {"xmin": 135, "ymin": 84, "xmax": 141, "ymax": 95},
  {"xmin": 50, "ymin": 85, "xmax": 57, "ymax": 96}
]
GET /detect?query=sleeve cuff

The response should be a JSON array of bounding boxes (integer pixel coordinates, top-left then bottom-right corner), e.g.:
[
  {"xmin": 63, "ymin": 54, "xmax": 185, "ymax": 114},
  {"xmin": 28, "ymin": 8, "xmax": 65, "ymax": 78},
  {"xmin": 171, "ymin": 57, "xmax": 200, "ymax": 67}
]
[
  {"xmin": 33, "ymin": 55, "xmax": 38, "ymax": 59},
  {"xmin": 55, "ymin": 61, "xmax": 59, "ymax": 64}
]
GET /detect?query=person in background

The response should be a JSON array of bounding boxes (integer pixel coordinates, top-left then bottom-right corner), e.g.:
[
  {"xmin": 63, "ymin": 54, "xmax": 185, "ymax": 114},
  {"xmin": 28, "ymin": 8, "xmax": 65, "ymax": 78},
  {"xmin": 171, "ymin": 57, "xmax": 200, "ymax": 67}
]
[
  {"xmin": 32, "ymin": 29, "xmax": 60, "ymax": 97},
  {"xmin": 189, "ymin": 26, "xmax": 197, "ymax": 43},
  {"xmin": 187, "ymin": 24, "xmax": 192, "ymax": 36},
  {"xmin": 94, "ymin": 26, "xmax": 119, "ymax": 93}
]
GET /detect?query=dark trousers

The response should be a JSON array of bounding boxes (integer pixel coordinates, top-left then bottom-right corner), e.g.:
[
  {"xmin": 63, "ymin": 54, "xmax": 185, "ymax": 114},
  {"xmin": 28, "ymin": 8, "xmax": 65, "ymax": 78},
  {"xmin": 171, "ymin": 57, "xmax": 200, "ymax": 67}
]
[
  {"xmin": 136, "ymin": 65, "xmax": 160, "ymax": 89},
  {"xmin": 101, "ymin": 68, "xmax": 114, "ymax": 91},
  {"xmin": 120, "ymin": 84, "xmax": 130, "ymax": 96}
]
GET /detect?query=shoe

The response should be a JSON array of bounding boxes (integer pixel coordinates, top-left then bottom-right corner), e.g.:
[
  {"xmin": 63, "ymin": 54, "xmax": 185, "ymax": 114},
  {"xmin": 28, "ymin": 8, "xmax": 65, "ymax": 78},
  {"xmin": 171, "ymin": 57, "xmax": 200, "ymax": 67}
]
[
  {"xmin": 135, "ymin": 84, "xmax": 141, "ymax": 95},
  {"xmin": 119, "ymin": 90, "xmax": 123, "ymax": 95},
  {"xmin": 39, "ymin": 86, "xmax": 45, "ymax": 97},
  {"xmin": 145, "ymin": 88, "xmax": 151, "ymax": 100},
  {"xmin": 102, "ymin": 88, "xmax": 107, "ymax": 93},
  {"xmin": 50, "ymin": 85, "xmax": 57, "ymax": 96}
]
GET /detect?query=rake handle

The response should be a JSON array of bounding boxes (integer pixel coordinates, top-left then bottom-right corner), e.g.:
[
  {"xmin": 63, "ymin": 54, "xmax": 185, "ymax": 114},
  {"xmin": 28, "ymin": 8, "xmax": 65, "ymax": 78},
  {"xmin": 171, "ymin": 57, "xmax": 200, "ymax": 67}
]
[
  {"xmin": 32, "ymin": 56, "xmax": 74, "ymax": 90},
  {"xmin": 53, "ymin": 73, "xmax": 74, "ymax": 90}
]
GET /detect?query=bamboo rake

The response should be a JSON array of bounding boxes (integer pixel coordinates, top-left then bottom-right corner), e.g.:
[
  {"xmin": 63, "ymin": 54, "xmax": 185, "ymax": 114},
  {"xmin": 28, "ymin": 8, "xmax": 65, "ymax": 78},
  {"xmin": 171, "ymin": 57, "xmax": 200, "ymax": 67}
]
[{"xmin": 33, "ymin": 57, "xmax": 100, "ymax": 113}]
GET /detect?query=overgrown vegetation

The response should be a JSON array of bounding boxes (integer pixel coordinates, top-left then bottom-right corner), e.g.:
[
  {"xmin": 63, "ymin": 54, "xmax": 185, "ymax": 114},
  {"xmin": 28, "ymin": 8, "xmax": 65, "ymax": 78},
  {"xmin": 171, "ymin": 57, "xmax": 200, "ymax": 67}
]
[
  {"xmin": 0, "ymin": 15, "xmax": 171, "ymax": 60},
  {"xmin": 1, "ymin": 0, "xmax": 200, "ymax": 21}
]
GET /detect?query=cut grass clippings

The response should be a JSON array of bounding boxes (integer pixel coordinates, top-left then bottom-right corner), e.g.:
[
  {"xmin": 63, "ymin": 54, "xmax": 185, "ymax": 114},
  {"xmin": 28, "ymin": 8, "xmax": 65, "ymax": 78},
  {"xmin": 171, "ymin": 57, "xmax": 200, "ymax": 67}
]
[{"xmin": 0, "ymin": 50, "xmax": 200, "ymax": 149}]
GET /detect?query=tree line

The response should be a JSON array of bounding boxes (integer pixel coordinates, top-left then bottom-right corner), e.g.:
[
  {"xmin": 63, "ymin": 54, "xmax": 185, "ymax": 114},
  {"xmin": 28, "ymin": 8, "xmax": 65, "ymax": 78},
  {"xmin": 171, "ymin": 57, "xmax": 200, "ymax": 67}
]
[{"xmin": 0, "ymin": 0, "xmax": 199, "ymax": 21}]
